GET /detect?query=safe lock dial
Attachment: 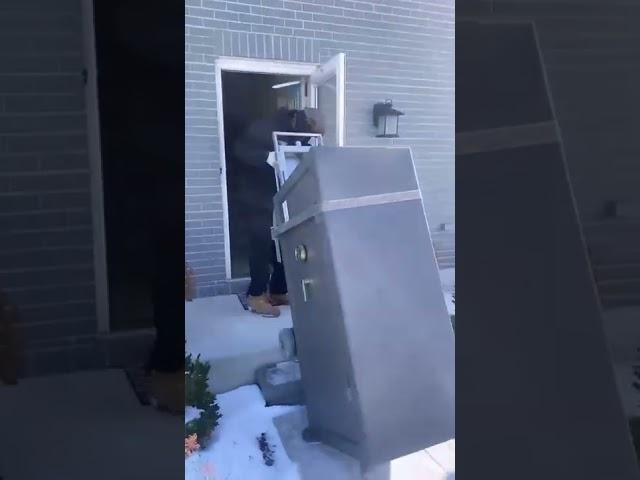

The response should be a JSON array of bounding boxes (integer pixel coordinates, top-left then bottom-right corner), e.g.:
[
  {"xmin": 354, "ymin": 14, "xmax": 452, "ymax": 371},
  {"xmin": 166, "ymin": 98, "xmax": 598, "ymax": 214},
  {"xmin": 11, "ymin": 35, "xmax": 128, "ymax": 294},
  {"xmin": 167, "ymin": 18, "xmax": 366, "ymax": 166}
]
[{"xmin": 294, "ymin": 244, "xmax": 308, "ymax": 262}]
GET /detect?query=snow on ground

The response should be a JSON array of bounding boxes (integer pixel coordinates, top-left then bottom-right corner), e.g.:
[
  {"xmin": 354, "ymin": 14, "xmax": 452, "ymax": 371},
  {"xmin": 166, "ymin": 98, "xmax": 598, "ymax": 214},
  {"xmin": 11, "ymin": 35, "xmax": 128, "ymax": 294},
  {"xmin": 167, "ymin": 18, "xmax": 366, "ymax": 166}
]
[
  {"xmin": 186, "ymin": 385, "xmax": 455, "ymax": 480},
  {"xmin": 267, "ymin": 361, "xmax": 302, "ymax": 386},
  {"xmin": 186, "ymin": 406, "xmax": 203, "ymax": 424},
  {"xmin": 185, "ymin": 268, "xmax": 456, "ymax": 479},
  {"xmin": 439, "ymin": 268, "xmax": 455, "ymax": 316},
  {"xmin": 443, "ymin": 293, "xmax": 455, "ymax": 317},
  {"xmin": 185, "ymin": 385, "xmax": 301, "ymax": 480}
]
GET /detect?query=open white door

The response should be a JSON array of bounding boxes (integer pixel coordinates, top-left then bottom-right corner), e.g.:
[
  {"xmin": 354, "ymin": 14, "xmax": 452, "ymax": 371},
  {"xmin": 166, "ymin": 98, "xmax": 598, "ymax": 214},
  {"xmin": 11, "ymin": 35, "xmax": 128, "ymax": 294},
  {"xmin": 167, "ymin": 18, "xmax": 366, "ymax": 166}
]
[{"xmin": 310, "ymin": 53, "xmax": 345, "ymax": 146}]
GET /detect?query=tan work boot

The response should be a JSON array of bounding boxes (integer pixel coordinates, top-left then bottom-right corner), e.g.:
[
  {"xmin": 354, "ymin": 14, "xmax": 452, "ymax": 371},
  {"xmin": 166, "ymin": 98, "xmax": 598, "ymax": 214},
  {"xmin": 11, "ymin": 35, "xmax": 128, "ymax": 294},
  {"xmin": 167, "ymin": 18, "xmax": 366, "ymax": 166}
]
[
  {"xmin": 248, "ymin": 294, "xmax": 280, "ymax": 317},
  {"xmin": 268, "ymin": 293, "xmax": 289, "ymax": 306},
  {"xmin": 148, "ymin": 369, "xmax": 184, "ymax": 414}
]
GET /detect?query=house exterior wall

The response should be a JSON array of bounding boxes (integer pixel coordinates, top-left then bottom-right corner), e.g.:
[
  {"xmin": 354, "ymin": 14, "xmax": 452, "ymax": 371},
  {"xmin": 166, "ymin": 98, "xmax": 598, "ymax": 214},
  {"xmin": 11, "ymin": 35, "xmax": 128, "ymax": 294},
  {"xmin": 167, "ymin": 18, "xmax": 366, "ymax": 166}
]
[
  {"xmin": 458, "ymin": 0, "xmax": 640, "ymax": 222},
  {"xmin": 0, "ymin": 0, "xmax": 102, "ymax": 375},
  {"xmin": 0, "ymin": 0, "xmax": 158, "ymax": 377},
  {"xmin": 185, "ymin": 0, "xmax": 455, "ymax": 297},
  {"xmin": 458, "ymin": 0, "xmax": 640, "ymax": 307}
]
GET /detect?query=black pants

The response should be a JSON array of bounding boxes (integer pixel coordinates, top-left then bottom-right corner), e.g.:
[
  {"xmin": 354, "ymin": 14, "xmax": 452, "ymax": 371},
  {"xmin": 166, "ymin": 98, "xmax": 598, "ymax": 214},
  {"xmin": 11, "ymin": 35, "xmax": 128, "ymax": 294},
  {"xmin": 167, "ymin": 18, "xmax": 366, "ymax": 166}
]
[{"xmin": 247, "ymin": 213, "xmax": 287, "ymax": 297}]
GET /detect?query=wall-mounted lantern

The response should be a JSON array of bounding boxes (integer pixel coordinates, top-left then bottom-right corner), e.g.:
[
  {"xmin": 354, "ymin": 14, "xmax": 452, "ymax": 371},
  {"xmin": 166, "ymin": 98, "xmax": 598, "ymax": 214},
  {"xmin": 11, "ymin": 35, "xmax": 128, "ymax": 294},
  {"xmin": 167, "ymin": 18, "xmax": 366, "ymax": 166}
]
[{"xmin": 373, "ymin": 99, "xmax": 404, "ymax": 138}]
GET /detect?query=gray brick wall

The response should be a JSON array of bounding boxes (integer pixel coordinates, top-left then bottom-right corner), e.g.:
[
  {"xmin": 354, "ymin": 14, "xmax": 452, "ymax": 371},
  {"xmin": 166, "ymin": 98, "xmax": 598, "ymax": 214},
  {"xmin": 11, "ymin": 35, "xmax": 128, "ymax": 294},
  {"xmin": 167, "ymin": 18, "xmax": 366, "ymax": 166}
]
[
  {"xmin": 458, "ymin": 0, "xmax": 640, "ymax": 308},
  {"xmin": 457, "ymin": 0, "xmax": 640, "ymax": 222},
  {"xmin": 0, "ymin": 0, "xmax": 99, "ymax": 374},
  {"xmin": 185, "ymin": 0, "xmax": 455, "ymax": 297}
]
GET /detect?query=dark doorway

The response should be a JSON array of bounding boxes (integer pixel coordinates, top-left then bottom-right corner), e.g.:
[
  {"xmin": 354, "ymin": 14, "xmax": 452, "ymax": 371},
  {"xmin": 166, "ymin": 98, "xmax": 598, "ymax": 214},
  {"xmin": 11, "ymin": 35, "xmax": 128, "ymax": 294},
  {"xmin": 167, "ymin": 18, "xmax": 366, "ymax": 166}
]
[
  {"xmin": 92, "ymin": 1, "xmax": 183, "ymax": 331},
  {"xmin": 222, "ymin": 71, "xmax": 302, "ymax": 278}
]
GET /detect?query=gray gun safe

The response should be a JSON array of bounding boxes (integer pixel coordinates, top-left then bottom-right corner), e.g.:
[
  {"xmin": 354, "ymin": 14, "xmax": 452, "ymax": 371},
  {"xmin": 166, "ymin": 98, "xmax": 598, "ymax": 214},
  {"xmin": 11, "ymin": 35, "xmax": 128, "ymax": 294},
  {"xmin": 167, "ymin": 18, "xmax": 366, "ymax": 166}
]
[{"xmin": 272, "ymin": 146, "xmax": 455, "ymax": 468}]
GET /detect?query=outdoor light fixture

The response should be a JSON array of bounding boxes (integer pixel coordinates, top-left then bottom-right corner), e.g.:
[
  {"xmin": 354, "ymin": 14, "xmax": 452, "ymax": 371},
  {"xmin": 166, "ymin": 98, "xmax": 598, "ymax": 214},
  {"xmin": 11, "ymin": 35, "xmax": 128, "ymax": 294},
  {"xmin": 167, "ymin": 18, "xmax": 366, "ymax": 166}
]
[{"xmin": 373, "ymin": 99, "xmax": 404, "ymax": 138}]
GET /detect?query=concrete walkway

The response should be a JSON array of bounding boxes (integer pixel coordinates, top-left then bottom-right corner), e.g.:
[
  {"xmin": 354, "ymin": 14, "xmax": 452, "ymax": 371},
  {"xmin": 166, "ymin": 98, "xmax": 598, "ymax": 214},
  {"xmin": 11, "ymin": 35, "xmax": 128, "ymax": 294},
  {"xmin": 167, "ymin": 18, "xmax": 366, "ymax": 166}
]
[
  {"xmin": 186, "ymin": 268, "xmax": 455, "ymax": 394},
  {"xmin": 0, "ymin": 369, "xmax": 183, "ymax": 480},
  {"xmin": 186, "ymin": 294, "xmax": 293, "ymax": 394}
]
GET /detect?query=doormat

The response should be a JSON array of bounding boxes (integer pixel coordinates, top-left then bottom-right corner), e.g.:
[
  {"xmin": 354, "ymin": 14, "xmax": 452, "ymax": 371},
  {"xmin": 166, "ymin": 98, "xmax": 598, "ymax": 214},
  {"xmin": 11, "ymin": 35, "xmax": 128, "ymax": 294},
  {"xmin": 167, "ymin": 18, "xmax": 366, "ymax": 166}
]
[
  {"xmin": 237, "ymin": 294, "xmax": 249, "ymax": 311},
  {"xmin": 124, "ymin": 366, "xmax": 152, "ymax": 406}
]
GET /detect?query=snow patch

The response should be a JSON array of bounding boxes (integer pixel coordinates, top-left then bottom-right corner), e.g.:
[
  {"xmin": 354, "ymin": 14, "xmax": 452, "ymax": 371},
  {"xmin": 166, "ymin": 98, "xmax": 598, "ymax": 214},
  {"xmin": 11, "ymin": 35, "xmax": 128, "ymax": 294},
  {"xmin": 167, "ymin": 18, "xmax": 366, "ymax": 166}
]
[
  {"xmin": 266, "ymin": 362, "xmax": 302, "ymax": 386},
  {"xmin": 185, "ymin": 406, "xmax": 203, "ymax": 424},
  {"xmin": 439, "ymin": 268, "xmax": 455, "ymax": 316},
  {"xmin": 185, "ymin": 385, "xmax": 301, "ymax": 480}
]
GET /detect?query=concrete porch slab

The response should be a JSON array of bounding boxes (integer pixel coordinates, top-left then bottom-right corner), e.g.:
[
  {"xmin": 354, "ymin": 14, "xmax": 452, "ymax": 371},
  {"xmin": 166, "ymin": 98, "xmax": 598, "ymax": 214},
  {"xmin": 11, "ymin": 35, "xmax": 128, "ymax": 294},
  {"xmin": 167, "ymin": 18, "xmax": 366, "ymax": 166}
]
[
  {"xmin": 185, "ymin": 295, "xmax": 293, "ymax": 394},
  {"xmin": 0, "ymin": 369, "xmax": 183, "ymax": 480},
  {"xmin": 187, "ymin": 269, "xmax": 455, "ymax": 394}
]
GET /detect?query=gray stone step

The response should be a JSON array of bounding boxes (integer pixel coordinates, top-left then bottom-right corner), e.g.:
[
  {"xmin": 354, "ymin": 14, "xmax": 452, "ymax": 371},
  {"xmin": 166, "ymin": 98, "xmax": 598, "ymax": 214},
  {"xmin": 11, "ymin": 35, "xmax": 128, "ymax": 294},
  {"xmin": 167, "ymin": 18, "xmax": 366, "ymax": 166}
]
[{"xmin": 600, "ymin": 293, "xmax": 640, "ymax": 309}]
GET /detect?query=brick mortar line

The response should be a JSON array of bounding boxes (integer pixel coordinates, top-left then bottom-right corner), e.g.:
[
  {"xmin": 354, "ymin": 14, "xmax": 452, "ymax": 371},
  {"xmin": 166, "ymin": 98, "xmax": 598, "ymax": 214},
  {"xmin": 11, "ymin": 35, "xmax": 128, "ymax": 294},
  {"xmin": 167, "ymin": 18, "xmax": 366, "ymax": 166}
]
[
  {"xmin": 0, "ymin": 263, "xmax": 93, "ymax": 275},
  {"xmin": 0, "ymin": 169, "xmax": 89, "ymax": 177},
  {"xmin": 191, "ymin": 2, "xmax": 455, "ymax": 22}
]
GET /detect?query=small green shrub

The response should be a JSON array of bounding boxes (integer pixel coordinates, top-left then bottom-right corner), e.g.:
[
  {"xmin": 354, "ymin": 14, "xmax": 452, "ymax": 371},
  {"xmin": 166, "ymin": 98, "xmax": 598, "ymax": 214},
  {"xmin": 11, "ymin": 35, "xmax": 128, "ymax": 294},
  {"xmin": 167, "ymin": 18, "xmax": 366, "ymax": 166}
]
[{"xmin": 185, "ymin": 353, "xmax": 221, "ymax": 448}]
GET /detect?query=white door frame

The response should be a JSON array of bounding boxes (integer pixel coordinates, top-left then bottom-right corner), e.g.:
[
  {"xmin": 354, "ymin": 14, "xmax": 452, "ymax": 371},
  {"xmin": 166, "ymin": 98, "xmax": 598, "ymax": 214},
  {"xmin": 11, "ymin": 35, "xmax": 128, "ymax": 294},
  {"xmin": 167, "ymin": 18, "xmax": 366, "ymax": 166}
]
[
  {"xmin": 310, "ymin": 53, "xmax": 346, "ymax": 147},
  {"xmin": 81, "ymin": 0, "xmax": 110, "ymax": 333},
  {"xmin": 215, "ymin": 57, "xmax": 329, "ymax": 279}
]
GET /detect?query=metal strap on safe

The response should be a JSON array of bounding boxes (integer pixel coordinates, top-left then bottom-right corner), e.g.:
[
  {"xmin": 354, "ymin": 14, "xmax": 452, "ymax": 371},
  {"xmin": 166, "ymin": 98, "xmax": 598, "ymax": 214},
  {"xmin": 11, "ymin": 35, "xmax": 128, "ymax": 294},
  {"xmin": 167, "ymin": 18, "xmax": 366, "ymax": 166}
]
[
  {"xmin": 272, "ymin": 189, "xmax": 422, "ymax": 238},
  {"xmin": 456, "ymin": 120, "xmax": 558, "ymax": 155}
]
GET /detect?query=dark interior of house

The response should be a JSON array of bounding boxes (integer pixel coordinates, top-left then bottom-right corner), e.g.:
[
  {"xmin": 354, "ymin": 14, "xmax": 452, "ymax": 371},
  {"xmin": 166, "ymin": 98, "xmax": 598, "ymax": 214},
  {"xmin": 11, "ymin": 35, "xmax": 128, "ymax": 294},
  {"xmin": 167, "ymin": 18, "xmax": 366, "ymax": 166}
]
[{"xmin": 222, "ymin": 71, "xmax": 299, "ymax": 278}]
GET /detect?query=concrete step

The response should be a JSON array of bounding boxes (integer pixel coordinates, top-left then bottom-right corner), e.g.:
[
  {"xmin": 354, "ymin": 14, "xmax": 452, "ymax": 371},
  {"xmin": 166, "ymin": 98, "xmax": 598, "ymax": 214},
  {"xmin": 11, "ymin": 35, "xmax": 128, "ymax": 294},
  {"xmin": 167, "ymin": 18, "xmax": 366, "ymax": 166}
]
[
  {"xmin": 598, "ymin": 278, "xmax": 640, "ymax": 294},
  {"xmin": 601, "ymin": 294, "xmax": 640, "ymax": 309},
  {"xmin": 583, "ymin": 218, "xmax": 640, "ymax": 234},
  {"xmin": 589, "ymin": 247, "xmax": 640, "ymax": 265},
  {"xmin": 594, "ymin": 263, "xmax": 640, "ymax": 281}
]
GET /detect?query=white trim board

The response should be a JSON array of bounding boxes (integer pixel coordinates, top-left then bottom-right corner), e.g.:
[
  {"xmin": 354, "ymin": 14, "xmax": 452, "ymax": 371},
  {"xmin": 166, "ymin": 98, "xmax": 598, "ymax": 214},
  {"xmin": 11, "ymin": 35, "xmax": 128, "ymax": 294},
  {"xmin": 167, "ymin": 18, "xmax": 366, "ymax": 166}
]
[
  {"xmin": 215, "ymin": 57, "xmax": 319, "ymax": 76},
  {"xmin": 81, "ymin": 0, "xmax": 110, "ymax": 333},
  {"xmin": 309, "ymin": 52, "xmax": 346, "ymax": 147}
]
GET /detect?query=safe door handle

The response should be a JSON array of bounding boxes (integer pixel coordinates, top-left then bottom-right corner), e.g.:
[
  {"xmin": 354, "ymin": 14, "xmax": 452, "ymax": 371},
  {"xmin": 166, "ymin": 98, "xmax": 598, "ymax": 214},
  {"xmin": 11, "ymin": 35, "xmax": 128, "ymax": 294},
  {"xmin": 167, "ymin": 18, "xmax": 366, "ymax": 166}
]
[{"xmin": 301, "ymin": 279, "xmax": 312, "ymax": 302}]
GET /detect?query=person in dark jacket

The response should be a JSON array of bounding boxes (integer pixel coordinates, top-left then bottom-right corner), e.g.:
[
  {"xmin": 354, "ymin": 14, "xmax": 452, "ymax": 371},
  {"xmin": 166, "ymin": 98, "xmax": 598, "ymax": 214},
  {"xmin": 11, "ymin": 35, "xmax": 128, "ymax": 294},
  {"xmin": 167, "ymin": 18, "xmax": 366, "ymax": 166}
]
[{"xmin": 235, "ymin": 108, "xmax": 320, "ymax": 316}]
